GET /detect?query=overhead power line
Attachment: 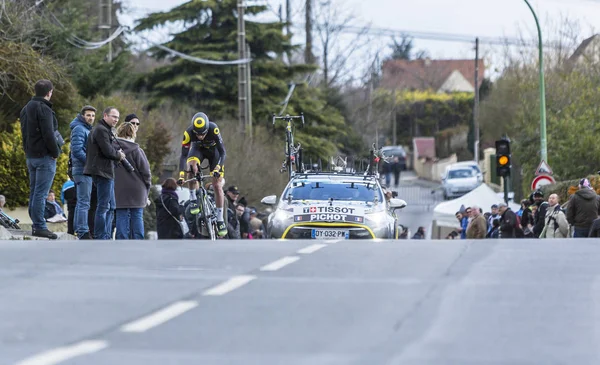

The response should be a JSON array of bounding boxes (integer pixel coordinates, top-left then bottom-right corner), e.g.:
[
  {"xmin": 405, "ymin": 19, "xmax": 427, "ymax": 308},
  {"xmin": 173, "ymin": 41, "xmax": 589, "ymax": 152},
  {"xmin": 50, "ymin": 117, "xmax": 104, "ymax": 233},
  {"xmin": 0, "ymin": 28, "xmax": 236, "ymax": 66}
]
[
  {"xmin": 149, "ymin": 40, "xmax": 253, "ymax": 65},
  {"xmin": 293, "ymin": 23, "xmax": 563, "ymax": 48}
]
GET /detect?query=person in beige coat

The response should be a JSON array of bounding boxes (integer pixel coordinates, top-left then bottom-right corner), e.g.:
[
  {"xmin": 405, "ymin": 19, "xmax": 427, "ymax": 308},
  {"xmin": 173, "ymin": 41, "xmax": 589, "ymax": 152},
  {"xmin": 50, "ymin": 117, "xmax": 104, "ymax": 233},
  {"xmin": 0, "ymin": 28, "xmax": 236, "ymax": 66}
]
[
  {"xmin": 466, "ymin": 205, "xmax": 487, "ymax": 239},
  {"xmin": 540, "ymin": 194, "xmax": 569, "ymax": 239}
]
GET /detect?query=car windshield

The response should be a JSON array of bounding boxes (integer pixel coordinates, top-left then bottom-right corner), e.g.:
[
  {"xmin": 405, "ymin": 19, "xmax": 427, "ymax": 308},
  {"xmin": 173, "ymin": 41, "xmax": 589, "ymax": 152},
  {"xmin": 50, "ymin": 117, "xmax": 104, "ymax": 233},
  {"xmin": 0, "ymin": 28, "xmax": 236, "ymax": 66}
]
[
  {"xmin": 448, "ymin": 169, "xmax": 475, "ymax": 179},
  {"xmin": 284, "ymin": 181, "xmax": 383, "ymax": 202},
  {"xmin": 382, "ymin": 147, "xmax": 405, "ymax": 156}
]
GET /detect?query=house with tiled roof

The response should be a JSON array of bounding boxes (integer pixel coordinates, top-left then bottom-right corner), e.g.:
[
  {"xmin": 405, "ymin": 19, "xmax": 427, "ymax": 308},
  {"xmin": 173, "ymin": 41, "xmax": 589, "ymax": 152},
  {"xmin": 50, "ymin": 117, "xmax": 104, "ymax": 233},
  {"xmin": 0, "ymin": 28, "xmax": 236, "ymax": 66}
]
[
  {"xmin": 569, "ymin": 34, "xmax": 600, "ymax": 65},
  {"xmin": 381, "ymin": 58, "xmax": 485, "ymax": 93}
]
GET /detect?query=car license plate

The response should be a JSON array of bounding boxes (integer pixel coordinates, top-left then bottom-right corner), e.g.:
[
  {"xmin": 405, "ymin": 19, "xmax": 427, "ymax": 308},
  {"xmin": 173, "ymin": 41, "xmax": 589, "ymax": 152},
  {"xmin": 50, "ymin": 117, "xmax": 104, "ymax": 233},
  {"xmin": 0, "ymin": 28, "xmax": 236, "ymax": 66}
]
[{"xmin": 311, "ymin": 228, "xmax": 349, "ymax": 239}]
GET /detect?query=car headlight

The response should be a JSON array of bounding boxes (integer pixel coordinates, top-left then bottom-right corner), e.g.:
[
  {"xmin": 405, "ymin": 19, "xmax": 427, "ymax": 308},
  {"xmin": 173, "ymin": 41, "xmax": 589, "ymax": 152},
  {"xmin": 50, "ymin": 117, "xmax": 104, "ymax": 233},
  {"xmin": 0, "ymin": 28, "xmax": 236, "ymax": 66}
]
[{"xmin": 365, "ymin": 205, "xmax": 389, "ymax": 227}]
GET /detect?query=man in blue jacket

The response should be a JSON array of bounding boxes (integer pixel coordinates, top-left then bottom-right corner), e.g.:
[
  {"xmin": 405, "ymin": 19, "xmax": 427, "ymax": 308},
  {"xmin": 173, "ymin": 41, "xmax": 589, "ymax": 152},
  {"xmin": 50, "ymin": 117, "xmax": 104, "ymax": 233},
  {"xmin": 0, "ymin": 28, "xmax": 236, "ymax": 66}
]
[
  {"xmin": 70, "ymin": 105, "xmax": 97, "ymax": 239},
  {"xmin": 20, "ymin": 79, "xmax": 61, "ymax": 239}
]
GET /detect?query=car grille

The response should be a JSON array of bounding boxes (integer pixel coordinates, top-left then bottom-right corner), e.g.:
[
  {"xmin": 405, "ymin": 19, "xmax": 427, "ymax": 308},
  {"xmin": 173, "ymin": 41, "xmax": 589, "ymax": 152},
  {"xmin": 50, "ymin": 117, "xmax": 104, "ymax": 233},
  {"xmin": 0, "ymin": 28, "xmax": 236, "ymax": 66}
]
[{"xmin": 284, "ymin": 224, "xmax": 374, "ymax": 239}]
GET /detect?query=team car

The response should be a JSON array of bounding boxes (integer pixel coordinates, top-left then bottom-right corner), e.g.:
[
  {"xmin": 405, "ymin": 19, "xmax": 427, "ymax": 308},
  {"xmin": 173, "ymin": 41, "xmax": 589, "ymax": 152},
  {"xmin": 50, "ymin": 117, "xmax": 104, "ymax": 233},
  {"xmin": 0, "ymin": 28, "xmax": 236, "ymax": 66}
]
[{"xmin": 261, "ymin": 172, "xmax": 407, "ymax": 239}]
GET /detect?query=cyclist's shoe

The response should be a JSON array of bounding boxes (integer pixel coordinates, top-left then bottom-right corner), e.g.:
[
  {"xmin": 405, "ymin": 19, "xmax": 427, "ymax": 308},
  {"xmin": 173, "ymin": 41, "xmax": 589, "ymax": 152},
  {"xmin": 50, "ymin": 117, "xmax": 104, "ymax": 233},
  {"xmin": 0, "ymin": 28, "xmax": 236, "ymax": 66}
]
[
  {"xmin": 217, "ymin": 221, "xmax": 227, "ymax": 237},
  {"xmin": 189, "ymin": 200, "xmax": 200, "ymax": 215}
]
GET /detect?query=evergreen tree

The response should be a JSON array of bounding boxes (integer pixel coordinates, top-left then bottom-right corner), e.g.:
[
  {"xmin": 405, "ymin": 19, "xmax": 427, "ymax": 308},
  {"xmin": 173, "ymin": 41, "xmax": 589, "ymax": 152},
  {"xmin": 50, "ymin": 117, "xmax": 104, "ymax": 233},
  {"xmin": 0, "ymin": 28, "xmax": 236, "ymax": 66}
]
[{"xmin": 134, "ymin": 0, "xmax": 351, "ymax": 160}]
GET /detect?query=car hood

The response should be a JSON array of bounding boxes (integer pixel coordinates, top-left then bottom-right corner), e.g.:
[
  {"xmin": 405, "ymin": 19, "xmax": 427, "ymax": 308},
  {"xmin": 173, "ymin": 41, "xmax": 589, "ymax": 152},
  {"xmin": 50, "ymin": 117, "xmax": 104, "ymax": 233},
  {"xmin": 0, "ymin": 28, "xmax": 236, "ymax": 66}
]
[{"xmin": 445, "ymin": 177, "xmax": 479, "ymax": 186}]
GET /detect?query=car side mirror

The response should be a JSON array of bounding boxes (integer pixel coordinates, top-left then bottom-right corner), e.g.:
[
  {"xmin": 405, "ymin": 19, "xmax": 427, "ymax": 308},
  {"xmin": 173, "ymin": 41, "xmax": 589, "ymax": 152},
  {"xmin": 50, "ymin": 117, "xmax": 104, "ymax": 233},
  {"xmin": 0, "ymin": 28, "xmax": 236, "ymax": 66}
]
[
  {"xmin": 261, "ymin": 195, "xmax": 277, "ymax": 205},
  {"xmin": 389, "ymin": 198, "xmax": 407, "ymax": 210}
]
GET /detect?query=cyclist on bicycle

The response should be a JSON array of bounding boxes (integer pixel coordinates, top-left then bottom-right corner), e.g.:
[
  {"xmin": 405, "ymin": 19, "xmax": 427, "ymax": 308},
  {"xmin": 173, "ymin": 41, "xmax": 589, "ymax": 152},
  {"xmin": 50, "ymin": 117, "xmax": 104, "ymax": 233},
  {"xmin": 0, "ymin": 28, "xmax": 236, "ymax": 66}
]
[{"xmin": 178, "ymin": 112, "xmax": 227, "ymax": 237}]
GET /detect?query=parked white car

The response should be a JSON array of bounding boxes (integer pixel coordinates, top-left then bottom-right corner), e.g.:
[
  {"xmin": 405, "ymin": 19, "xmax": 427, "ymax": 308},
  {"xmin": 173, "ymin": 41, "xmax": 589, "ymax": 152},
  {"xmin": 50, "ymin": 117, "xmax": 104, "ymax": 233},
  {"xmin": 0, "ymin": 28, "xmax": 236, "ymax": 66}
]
[{"xmin": 441, "ymin": 161, "xmax": 484, "ymax": 200}]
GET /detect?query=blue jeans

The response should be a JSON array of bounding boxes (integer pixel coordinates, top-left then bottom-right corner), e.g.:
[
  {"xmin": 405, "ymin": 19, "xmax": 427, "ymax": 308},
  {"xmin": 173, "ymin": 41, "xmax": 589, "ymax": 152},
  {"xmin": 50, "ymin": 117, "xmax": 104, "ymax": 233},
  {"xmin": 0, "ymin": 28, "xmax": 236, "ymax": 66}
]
[
  {"xmin": 73, "ymin": 174, "xmax": 93, "ymax": 237},
  {"xmin": 116, "ymin": 208, "xmax": 144, "ymax": 240},
  {"xmin": 26, "ymin": 156, "xmax": 57, "ymax": 230},
  {"xmin": 93, "ymin": 176, "xmax": 115, "ymax": 240},
  {"xmin": 574, "ymin": 227, "xmax": 590, "ymax": 238}
]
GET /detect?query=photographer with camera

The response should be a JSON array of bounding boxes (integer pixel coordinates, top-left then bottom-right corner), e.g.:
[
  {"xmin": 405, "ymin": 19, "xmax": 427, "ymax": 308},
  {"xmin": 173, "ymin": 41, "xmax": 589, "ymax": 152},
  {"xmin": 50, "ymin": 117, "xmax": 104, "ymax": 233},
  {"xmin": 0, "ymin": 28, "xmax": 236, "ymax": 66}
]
[
  {"xmin": 84, "ymin": 107, "xmax": 126, "ymax": 240},
  {"xmin": 114, "ymin": 122, "xmax": 151, "ymax": 239}
]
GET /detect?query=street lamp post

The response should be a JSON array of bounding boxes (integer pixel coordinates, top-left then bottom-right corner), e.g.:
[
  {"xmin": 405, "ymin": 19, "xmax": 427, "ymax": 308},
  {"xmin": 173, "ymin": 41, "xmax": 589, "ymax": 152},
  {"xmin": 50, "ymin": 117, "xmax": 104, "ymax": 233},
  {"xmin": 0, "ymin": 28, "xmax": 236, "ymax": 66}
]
[{"xmin": 523, "ymin": 0, "xmax": 548, "ymax": 164}]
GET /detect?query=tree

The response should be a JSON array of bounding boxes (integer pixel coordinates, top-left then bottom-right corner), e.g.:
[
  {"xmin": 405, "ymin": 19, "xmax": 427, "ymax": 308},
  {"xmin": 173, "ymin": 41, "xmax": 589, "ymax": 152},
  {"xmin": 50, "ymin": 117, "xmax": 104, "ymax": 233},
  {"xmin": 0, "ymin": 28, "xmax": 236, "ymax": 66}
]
[
  {"xmin": 133, "ymin": 0, "xmax": 351, "ymax": 161},
  {"xmin": 388, "ymin": 34, "xmax": 429, "ymax": 61},
  {"xmin": 314, "ymin": 0, "xmax": 370, "ymax": 87},
  {"xmin": 479, "ymin": 53, "xmax": 600, "ymax": 196}
]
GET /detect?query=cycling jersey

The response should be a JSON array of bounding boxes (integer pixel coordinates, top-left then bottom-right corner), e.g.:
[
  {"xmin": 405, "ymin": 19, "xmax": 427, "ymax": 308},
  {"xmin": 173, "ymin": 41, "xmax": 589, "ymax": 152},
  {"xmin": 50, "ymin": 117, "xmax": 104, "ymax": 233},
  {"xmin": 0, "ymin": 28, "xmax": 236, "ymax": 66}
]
[{"xmin": 179, "ymin": 122, "xmax": 227, "ymax": 173}]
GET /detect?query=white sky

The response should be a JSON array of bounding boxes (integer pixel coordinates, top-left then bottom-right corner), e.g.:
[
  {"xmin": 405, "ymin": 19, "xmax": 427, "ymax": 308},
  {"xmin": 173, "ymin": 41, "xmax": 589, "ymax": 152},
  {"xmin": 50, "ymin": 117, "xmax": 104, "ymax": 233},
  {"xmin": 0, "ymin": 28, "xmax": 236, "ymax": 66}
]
[{"xmin": 117, "ymin": 0, "xmax": 600, "ymax": 79}]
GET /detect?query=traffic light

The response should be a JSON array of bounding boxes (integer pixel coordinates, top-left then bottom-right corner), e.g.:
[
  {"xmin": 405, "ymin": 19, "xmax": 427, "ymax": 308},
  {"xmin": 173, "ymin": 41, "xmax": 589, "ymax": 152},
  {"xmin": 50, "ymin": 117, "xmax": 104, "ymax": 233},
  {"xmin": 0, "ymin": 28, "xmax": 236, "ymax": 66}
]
[{"xmin": 495, "ymin": 138, "xmax": 511, "ymax": 177}]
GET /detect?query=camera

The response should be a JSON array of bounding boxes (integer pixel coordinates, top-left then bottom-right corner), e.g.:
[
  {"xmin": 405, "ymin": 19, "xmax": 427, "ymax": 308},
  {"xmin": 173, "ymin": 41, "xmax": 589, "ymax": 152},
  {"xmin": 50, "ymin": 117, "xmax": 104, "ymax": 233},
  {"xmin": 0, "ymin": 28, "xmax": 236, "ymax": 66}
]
[{"xmin": 120, "ymin": 156, "xmax": 135, "ymax": 173}]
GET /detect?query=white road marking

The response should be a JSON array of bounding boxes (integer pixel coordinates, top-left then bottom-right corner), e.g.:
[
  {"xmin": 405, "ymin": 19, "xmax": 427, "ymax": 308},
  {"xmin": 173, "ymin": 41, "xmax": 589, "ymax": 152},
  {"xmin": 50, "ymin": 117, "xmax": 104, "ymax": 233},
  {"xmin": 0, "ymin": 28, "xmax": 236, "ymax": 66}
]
[
  {"xmin": 120, "ymin": 301, "xmax": 198, "ymax": 333},
  {"xmin": 260, "ymin": 256, "xmax": 300, "ymax": 271},
  {"xmin": 16, "ymin": 340, "xmax": 108, "ymax": 365},
  {"xmin": 297, "ymin": 243, "xmax": 327, "ymax": 254},
  {"xmin": 202, "ymin": 275, "xmax": 256, "ymax": 296}
]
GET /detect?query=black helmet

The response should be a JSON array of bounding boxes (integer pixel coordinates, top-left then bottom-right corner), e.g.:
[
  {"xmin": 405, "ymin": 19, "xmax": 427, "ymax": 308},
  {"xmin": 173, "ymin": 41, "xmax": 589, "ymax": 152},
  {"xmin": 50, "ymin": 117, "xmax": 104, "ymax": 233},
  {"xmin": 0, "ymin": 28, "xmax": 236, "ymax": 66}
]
[{"xmin": 191, "ymin": 112, "xmax": 209, "ymax": 135}]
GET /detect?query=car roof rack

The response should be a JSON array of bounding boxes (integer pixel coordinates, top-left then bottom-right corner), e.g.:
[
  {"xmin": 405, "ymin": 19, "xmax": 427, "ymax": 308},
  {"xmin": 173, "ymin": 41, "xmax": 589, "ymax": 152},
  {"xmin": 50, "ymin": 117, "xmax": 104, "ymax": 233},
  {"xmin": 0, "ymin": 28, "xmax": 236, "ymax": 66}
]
[{"xmin": 292, "ymin": 146, "xmax": 385, "ymax": 180}]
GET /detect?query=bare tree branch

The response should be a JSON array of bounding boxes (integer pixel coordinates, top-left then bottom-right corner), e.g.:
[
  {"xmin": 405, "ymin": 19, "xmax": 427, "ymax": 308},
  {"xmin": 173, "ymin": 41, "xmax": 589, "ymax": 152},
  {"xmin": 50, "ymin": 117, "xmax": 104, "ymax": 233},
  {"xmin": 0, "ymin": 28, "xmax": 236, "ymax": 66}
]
[{"xmin": 314, "ymin": 0, "xmax": 371, "ymax": 87}]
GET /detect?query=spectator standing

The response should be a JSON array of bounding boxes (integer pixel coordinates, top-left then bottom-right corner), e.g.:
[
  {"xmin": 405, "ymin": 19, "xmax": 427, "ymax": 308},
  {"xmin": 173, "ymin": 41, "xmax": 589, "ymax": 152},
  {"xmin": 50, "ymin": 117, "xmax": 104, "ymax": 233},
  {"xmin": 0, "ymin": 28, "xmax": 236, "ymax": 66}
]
[
  {"xmin": 124, "ymin": 114, "xmax": 140, "ymax": 133},
  {"xmin": 70, "ymin": 105, "xmax": 97, "ymax": 239},
  {"xmin": 155, "ymin": 178, "xmax": 184, "ymax": 239},
  {"xmin": 114, "ymin": 122, "xmax": 151, "ymax": 239},
  {"xmin": 532, "ymin": 190, "xmax": 548, "ymax": 238},
  {"xmin": 566, "ymin": 178, "xmax": 600, "ymax": 238},
  {"xmin": 20, "ymin": 79, "xmax": 62, "ymax": 239},
  {"xmin": 466, "ymin": 205, "xmax": 487, "ymax": 239},
  {"xmin": 540, "ymin": 194, "xmax": 568, "ymax": 239},
  {"xmin": 84, "ymin": 107, "xmax": 125, "ymax": 240},
  {"xmin": 498, "ymin": 202, "xmax": 517, "ymax": 238}
]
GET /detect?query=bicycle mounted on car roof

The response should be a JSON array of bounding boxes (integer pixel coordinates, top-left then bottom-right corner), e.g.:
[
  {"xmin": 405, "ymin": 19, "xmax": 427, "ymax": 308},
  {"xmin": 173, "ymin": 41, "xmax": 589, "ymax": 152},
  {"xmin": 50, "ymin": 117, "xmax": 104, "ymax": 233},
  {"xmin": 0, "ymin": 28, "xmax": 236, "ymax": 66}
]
[{"xmin": 272, "ymin": 113, "xmax": 305, "ymax": 181}]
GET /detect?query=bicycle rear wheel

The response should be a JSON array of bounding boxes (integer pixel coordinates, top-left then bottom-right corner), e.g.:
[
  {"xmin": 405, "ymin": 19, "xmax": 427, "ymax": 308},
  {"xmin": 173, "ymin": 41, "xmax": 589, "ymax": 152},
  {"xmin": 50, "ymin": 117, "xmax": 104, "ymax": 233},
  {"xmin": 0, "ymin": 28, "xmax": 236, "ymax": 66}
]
[{"xmin": 286, "ymin": 131, "xmax": 292, "ymax": 180}]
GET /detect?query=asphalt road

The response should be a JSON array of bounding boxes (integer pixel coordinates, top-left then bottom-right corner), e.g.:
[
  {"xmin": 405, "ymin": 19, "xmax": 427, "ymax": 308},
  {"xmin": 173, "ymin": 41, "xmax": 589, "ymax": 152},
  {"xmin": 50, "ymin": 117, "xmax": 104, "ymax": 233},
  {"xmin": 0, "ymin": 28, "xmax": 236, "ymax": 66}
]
[
  {"xmin": 4, "ymin": 238, "xmax": 600, "ymax": 365},
  {"xmin": 386, "ymin": 171, "xmax": 442, "ymax": 239}
]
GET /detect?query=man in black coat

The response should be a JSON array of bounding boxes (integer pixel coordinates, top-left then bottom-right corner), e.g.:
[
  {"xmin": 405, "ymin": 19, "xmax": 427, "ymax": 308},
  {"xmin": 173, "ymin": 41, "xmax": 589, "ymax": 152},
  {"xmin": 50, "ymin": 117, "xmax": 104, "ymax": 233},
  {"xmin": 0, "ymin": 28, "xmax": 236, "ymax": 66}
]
[
  {"xmin": 83, "ymin": 107, "xmax": 125, "ymax": 240},
  {"xmin": 532, "ymin": 190, "xmax": 548, "ymax": 238},
  {"xmin": 498, "ymin": 202, "xmax": 518, "ymax": 239},
  {"xmin": 19, "ymin": 79, "xmax": 62, "ymax": 239}
]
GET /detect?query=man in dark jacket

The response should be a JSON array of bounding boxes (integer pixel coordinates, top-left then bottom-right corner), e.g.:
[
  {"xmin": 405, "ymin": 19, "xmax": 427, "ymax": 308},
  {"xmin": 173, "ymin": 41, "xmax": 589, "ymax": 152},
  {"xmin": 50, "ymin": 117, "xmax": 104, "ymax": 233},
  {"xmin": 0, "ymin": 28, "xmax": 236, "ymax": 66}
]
[
  {"xmin": 83, "ymin": 107, "xmax": 125, "ymax": 240},
  {"xmin": 70, "ymin": 105, "xmax": 97, "ymax": 239},
  {"xmin": 498, "ymin": 202, "xmax": 517, "ymax": 238},
  {"xmin": 19, "ymin": 79, "xmax": 61, "ymax": 239},
  {"xmin": 532, "ymin": 190, "xmax": 548, "ymax": 238},
  {"xmin": 566, "ymin": 178, "xmax": 600, "ymax": 238}
]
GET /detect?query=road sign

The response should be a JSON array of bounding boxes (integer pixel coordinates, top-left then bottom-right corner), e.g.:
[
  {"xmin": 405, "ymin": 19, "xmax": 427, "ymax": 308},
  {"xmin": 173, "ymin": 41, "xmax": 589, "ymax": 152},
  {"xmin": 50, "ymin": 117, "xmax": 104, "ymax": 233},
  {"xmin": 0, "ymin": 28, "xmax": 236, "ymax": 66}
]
[
  {"xmin": 535, "ymin": 160, "xmax": 553, "ymax": 176},
  {"xmin": 531, "ymin": 174, "xmax": 555, "ymax": 190}
]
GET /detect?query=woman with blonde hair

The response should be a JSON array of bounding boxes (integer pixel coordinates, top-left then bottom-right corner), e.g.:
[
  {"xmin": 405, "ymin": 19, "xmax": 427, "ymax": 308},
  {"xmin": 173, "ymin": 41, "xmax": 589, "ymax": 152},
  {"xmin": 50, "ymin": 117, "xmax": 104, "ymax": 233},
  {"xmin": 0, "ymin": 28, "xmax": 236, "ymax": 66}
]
[{"xmin": 114, "ymin": 122, "xmax": 151, "ymax": 239}]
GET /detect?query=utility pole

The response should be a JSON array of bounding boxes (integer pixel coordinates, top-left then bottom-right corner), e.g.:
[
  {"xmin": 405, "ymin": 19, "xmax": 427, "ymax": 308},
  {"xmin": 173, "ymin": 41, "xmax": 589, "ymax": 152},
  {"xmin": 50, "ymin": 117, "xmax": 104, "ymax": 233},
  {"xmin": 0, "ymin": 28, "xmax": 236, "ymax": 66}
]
[
  {"xmin": 237, "ymin": 0, "xmax": 248, "ymax": 132},
  {"xmin": 392, "ymin": 88, "xmax": 397, "ymax": 146},
  {"xmin": 278, "ymin": 4, "xmax": 283, "ymax": 61},
  {"xmin": 246, "ymin": 43, "xmax": 253, "ymax": 136},
  {"xmin": 473, "ymin": 37, "xmax": 480, "ymax": 163},
  {"xmin": 286, "ymin": 0, "xmax": 292, "ymax": 63},
  {"xmin": 367, "ymin": 77, "xmax": 374, "ymax": 148},
  {"xmin": 98, "ymin": 0, "xmax": 112, "ymax": 62},
  {"xmin": 305, "ymin": 0, "xmax": 314, "ymax": 64}
]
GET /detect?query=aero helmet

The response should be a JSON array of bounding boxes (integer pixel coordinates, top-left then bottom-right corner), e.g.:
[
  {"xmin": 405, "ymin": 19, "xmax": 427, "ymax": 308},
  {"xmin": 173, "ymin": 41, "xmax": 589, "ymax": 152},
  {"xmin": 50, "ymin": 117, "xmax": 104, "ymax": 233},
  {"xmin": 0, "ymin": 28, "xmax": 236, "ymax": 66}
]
[{"xmin": 191, "ymin": 112, "xmax": 209, "ymax": 135}]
